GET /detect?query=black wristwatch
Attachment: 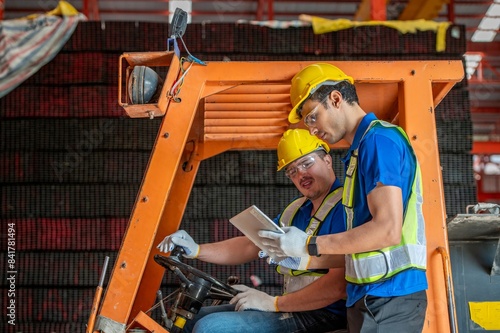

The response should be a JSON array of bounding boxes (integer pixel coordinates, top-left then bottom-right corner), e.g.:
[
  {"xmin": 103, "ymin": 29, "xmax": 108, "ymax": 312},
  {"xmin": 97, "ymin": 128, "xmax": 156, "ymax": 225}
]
[{"xmin": 307, "ymin": 236, "xmax": 321, "ymax": 257}]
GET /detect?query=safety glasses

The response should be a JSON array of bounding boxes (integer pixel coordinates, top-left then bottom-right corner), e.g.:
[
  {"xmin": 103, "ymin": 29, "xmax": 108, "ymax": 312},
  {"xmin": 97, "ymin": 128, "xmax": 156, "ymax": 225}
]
[
  {"xmin": 285, "ymin": 155, "xmax": 317, "ymax": 178},
  {"xmin": 302, "ymin": 95, "xmax": 329, "ymax": 128}
]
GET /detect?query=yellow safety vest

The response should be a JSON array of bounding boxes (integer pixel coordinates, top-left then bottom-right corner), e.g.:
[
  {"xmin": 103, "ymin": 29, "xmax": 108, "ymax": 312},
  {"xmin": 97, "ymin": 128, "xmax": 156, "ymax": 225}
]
[
  {"xmin": 343, "ymin": 120, "xmax": 427, "ymax": 284},
  {"xmin": 276, "ymin": 187, "xmax": 343, "ymax": 279}
]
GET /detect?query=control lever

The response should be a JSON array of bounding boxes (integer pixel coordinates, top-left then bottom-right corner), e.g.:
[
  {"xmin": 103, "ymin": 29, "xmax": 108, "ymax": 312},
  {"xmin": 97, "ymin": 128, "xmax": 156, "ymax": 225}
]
[{"xmin": 157, "ymin": 290, "xmax": 171, "ymax": 328}]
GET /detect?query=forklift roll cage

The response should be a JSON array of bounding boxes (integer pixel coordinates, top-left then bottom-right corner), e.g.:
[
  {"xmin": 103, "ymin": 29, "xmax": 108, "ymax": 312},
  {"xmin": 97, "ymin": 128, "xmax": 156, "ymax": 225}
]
[{"xmin": 92, "ymin": 51, "xmax": 464, "ymax": 333}]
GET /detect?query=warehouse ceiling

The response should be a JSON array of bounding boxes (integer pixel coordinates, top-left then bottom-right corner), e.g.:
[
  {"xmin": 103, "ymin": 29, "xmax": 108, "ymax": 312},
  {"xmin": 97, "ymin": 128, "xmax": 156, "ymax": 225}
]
[{"xmin": 3, "ymin": 0, "xmax": 500, "ymax": 147}]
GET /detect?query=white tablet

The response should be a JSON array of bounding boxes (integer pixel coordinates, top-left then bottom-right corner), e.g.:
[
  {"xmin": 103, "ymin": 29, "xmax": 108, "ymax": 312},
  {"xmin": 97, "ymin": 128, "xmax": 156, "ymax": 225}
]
[{"xmin": 229, "ymin": 205, "xmax": 284, "ymax": 250}]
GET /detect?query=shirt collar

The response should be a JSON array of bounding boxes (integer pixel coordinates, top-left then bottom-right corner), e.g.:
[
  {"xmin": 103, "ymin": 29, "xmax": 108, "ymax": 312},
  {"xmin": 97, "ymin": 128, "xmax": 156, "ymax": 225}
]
[{"xmin": 350, "ymin": 112, "xmax": 378, "ymax": 151}]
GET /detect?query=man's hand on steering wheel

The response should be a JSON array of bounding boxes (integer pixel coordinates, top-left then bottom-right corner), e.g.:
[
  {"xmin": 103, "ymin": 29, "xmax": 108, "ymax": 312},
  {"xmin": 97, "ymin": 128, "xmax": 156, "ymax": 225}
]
[
  {"xmin": 154, "ymin": 252, "xmax": 240, "ymax": 301},
  {"xmin": 157, "ymin": 230, "xmax": 200, "ymax": 259},
  {"xmin": 230, "ymin": 285, "xmax": 278, "ymax": 312}
]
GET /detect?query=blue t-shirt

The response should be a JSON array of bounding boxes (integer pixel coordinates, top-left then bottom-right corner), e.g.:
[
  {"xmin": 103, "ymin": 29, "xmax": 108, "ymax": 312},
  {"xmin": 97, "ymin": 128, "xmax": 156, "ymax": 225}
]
[
  {"xmin": 340, "ymin": 113, "xmax": 428, "ymax": 307},
  {"xmin": 274, "ymin": 179, "xmax": 347, "ymax": 317}
]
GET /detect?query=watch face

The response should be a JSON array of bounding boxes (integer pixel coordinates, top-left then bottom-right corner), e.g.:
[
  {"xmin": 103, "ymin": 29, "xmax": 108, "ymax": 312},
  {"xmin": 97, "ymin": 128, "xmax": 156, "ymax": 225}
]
[{"xmin": 308, "ymin": 237, "xmax": 319, "ymax": 256}]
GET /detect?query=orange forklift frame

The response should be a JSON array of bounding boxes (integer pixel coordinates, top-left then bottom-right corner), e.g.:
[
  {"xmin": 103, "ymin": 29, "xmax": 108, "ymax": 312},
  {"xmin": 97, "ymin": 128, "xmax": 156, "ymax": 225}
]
[{"xmin": 92, "ymin": 51, "xmax": 464, "ymax": 333}]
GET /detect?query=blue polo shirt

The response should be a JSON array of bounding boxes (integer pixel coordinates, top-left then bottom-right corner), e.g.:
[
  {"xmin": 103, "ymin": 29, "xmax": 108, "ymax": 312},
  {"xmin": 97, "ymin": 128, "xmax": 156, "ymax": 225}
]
[
  {"xmin": 340, "ymin": 113, "xmax": 428, "ymax": 307},
  {"xmin": 274, "ymin": 180, "xmax": 347, "ymax": 317}
]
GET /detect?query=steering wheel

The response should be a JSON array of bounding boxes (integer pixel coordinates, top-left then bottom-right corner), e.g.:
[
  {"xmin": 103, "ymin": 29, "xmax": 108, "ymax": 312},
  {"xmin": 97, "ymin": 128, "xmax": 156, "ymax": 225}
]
[
  {"xmin": 154, "ymin": 246, "xmax": 241, "ymax": 332},
  {"xmin": 154, "ymin": 247, "xmax": 239, "ymax": 301}
]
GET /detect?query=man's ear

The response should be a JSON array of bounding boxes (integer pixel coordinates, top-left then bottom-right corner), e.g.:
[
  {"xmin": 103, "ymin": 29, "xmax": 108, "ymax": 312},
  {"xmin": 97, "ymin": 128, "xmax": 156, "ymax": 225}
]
[
  {"xmin": 323, "ymin": 153, "xmax": 333, "ymax": 167},
  {"xmin": 330, "ymin": 90, "xmax": 342, "ymax": 108}
]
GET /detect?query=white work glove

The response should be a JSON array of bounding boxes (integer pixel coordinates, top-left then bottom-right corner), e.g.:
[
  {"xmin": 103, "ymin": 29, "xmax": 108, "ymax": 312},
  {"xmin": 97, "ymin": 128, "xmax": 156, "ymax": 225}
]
[
  {"xmin": 258, "ymin": 226, "xmax": 309, "ymax": 258},
  {"xmin": 156, "ymin": 230, "xmax": 200, "ymax": 259},
  {"xmin": 271, "ymin": 256, "xmax": 311, "ymax": 271},
  {"xmin": 258, "ymin": 251, "xmax": 310, "ymax": 270},
  {"xmin": 258, "ymin": 250, "xmax": 285, "ymax": 262},
  {"xmin": 229, "ymin": 285, "xmax": 278, "ymax": 312}
]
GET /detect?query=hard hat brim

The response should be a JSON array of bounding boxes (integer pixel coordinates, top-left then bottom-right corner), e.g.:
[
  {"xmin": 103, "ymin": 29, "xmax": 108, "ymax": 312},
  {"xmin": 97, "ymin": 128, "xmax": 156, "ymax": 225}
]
[{"xmin": 288, "ymin": 105, "xmax": 302, "ymax": 124}]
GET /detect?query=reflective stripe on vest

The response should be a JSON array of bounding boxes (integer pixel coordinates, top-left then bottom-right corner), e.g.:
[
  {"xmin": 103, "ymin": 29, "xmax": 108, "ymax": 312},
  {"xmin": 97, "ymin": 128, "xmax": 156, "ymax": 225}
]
[
  {"xmin": 277, "ymin": 188, "xmax": 343, "ymax": 278},
  {"xmin": 283, "ymin": 275, "xmax": 322, "ymax": 294},
  {"xmin": 343, "ymin": 120, "xmax": 427, "ymax": 284}
]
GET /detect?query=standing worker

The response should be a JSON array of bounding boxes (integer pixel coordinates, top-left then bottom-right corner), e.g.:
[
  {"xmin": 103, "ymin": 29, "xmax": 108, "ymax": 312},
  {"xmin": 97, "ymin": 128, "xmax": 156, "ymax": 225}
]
[
  {"xmin": 259, "ymin": 63, "xmax": 428, "ymax": 333},
  {"xmin": 157, "ymin": 129, "xmax": 347, "ymax": 333}
]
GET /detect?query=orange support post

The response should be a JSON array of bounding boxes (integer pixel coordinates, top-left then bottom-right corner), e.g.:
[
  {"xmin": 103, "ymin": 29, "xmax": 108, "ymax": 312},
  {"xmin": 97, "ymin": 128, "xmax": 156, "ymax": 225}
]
[
  {"xmin": 257, "ymin": 0, "xmax": 274, "ymax": 21},
  {"xmin": 354, "ymin": 0, "xmax": 387, "ymax": 21},
  {"xmin": 257, "ymin": 0, "xmax": 264, "ymax": 21},
  {"xmin": 83, "ymin": 0, "xmax": 100, "ymax": 20},
  {"xmin": 448, "ymin": 0, "xmax": 456, "ymax": 23},
  {"xmin": 371, "ymin": 0, "xmax": 386, "ymax": 21},
  {"xmin": 268, "ymin": 0, "xmax": 274, "ymax": 20}
]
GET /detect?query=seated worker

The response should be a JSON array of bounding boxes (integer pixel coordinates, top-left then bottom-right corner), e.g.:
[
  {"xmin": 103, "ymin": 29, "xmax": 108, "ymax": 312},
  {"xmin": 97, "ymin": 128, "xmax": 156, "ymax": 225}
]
[{"xmin": 157, "ymin": 129, "xmax": 347, "ymax": 333}]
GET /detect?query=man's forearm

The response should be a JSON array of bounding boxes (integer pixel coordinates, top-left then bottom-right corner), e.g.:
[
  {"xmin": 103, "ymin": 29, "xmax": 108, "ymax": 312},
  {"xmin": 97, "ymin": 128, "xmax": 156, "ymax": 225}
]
[
  {"xmin": 197, "ymin": 236, "xmax": 259, "ymax": 265},
  {"xmin": 306, "ymin": 254, "xmax": 345, "ymax": 269},
  {"xmin": 315, "ymin": 217, "xmax": 401, "ymax": 257}
]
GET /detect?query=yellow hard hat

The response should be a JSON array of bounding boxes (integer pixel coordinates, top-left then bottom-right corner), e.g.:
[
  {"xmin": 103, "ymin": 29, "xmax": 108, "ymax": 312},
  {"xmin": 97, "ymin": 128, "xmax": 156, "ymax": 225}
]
[
  {"xmin": 277, "ymin": 129, "xmax": 330, "ymax": 171},
  {"xmin": 289, "ymin": 63, "xmax": 354, "ymax": 124}
]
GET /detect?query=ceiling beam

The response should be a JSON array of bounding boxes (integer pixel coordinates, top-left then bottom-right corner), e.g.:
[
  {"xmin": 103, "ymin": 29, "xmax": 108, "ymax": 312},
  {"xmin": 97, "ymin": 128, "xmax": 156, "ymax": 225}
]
[
  {"xmin": 471, "ymin": 107, "xmax": 500, "ymax": 114},
  {"xmin": 473, "ymin": 141, "xmax": 500, "ymax": 154},
  {"xmin": 468, "ymin": 42, "xmax": 500, "ymax": 55}
]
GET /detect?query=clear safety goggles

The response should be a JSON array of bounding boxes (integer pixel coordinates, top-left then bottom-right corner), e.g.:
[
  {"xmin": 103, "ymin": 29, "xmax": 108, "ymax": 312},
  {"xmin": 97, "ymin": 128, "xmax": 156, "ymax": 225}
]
[
  {"xmin": 303, "ymin": 95, "xmax": 329, "ymax": 128},
  {"xmin": 285, "ymin": 155, "xmax": 317, "ymax": 178}
]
